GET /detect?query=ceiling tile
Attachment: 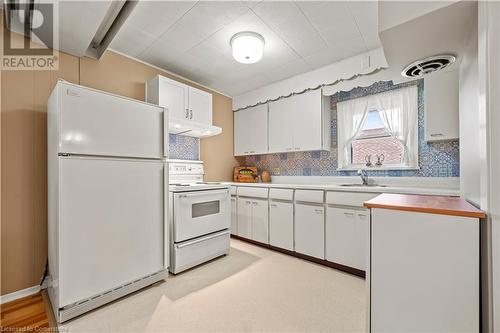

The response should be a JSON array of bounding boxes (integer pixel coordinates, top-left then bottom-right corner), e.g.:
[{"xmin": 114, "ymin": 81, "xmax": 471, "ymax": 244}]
[
  {"xmin": 124, "ymin": 1, "xmax": 196, "ymax": 37},
  {"xmin": 112, "ymin": 1, "xmax": 380, "ymax": 96},
  {"xmin": 111, "ymin": 25, "xmax": 156, "ymax": 57},
  {"xmin": 252, "ymin": 1, "xmax": 327, "ymax": 58},
  {"xmin": 347, "ymin": 1, "xmax": 381, "ymax": 50}
]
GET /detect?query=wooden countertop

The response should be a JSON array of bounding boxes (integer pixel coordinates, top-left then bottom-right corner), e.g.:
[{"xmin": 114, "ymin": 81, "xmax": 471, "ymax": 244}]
[{"xmin": 364, "ymin": 193, "xmax": 485, "ymax": 219}]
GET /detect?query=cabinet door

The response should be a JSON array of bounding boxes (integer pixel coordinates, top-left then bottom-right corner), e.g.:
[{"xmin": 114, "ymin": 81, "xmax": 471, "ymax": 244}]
[
  {"xmin": 326, "ymin": 207, "xmax": 368, "ymax": 270},
  {"xmin": 269, "ymin": 201, "xmax": 294, "ymax": 251},
  {"xmin": 291, "ymin": 90, "xmax": 323, "ymax": 151},
  {"xmin": 158, "ymin": 76, "xmax": 189, "ymax": 121},
  {"xmin": 234, "ymin": 109, "xmax": 251, "ymax": 156},
  {"xmin": 424, "ymin": 69, "xmax": 459, "ymax": 141},
  {"xmin": 268, "ymin": 97, "xmax": 294, "ymax": 153},
  {"xmin": 188, "ymin": 87, "xmax": 212, "ymax": 125},
  {"xmin": 237, "ymin": 198, "xmax": 252, "ymax": 239},
  {"xmin": 294, "ymin": 204, "xmax": 325, "ymax": 259},
  {"xmin": 231, "ymin": 196, "xmax": 237, "ymax": 235},
  {"xmin": 252, "ymin": 199, "xmax": 269, "ymax": 244}
]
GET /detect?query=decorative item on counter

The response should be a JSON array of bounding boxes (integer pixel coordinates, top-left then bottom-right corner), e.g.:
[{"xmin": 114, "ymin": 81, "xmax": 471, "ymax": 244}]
[
  {"xmin": 376, "ymin": 154, "xmax": 385, "ymax": 166},
  {"xmin": 233, "ymin": 166, "xmax": 258, "ymax": 183},
  {"xmin": 261, "ymin": 170, "xmax": 271, "ymax": 183},
  {"xmin": 365, "ymin": 155, "xmax": 373, "ymax": 167}
]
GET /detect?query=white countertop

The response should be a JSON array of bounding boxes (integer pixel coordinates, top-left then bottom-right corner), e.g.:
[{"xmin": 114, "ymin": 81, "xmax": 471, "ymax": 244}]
[{"xmin": 223, "ymin": 176, "xmax": 460, "ymax": 196}]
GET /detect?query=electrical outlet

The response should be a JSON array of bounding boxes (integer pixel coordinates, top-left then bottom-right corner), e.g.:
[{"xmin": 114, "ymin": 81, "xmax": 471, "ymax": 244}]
[{"xmin": 273, "ymin": 167, "xmax": 281, "ymax": 175}]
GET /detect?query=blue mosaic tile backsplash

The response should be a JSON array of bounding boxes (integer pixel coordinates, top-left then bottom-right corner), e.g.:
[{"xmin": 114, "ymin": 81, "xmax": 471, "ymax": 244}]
[
  {"xmin": 244, "ymin": 80, "xmax": 460, "ymax": 177},
  {"xmin": 169, "ymin": 134, "xmax": 199, "ymax": 160}
]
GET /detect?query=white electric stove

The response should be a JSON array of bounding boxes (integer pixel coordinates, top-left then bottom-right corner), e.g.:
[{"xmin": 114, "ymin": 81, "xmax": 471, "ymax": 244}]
[{"xmin": 168, "ymin": 160, "xmax": 231, "ymax": 274}]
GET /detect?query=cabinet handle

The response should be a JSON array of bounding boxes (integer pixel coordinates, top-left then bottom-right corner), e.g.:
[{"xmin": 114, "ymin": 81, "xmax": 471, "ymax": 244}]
[
  {"xmin": 245, "ymin": 200, "xmax": 251, "ymax": 204},
  {"xmin": 315, "ymin": 209, "xmax": 323, "ymax": 214},
  {"xmin": 244, "ymin": 151, "xmax": 249, "ymax": 154},
  {"xmin": 286, "ymin": 148, "xmax": 293, "ymax": 151},
  {"xmin": 430, "ymin": 133, "xmax": 444, "ymax": 137},
  {"xmin": 185, "ymin": 109, "xmax": 189, "ymax": 118},
  {"xmin": 344, "ymin": 212, "xmax": 354, "ymax": 217},
  {"xmin": 190, "ymin": 109, "xmax": 193, "ymax": 119},
  {"xmin": 252, "ymin": 202, "xmax": 258, "ymax": 205},
  {"xmin": 294, "ymin": 147, "xmax": 301, "ymax": 150},
  {"xmin": 250, "ymin": 151, "xmax": 255, "ymax": 153},
  {"xmin": 358, "ymin": 214, "xmax": 367, "ymax": 218},
  {"xmin": 270, "ymin": 204, "xmax": 277, "ymax": 208}
]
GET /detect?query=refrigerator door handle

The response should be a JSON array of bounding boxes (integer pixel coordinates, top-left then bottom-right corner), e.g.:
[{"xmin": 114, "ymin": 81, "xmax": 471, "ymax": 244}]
[{"xmin": 163, "ymin": 107, "xmax": 168, "ymax": 158}]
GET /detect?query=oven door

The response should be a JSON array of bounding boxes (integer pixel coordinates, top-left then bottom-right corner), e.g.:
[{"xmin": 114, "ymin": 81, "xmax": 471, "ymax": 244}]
[{"xmin": 173, "ymin": 189, "xmax": 230, "ymax": 242}]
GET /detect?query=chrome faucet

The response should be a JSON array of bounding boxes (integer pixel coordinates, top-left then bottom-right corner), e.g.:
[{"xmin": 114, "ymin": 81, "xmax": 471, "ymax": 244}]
[{"xmin": 358, "ymin": 169, "xmax": 369, "ymax": 186}]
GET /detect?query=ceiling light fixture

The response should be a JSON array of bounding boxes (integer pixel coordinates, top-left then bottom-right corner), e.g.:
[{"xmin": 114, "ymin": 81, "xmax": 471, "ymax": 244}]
[{"xmin": 230, "ymin": 31, "xmax": 265, "ymax": 64}]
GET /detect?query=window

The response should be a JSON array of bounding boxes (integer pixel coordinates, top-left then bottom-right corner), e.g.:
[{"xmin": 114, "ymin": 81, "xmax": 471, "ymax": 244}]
[
  {"xmin": 337, "ymin": 86, "xmax": 419, "ymax": 170},
  {"xmin": 351, "ymin": 111, "xmax": 405, "ymax": 165}
]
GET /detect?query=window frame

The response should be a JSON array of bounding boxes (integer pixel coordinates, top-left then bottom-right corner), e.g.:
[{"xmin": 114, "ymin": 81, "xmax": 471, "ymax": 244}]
[{"xmin": 336, "ymin": 86, "xmax": 420, "ymax": 171}]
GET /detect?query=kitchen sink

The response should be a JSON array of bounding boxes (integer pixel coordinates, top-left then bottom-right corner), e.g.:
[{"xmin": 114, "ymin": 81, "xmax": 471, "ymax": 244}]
[{"xmin": 339, "ymin": 184, "xmax": 388, "ymax": 187}]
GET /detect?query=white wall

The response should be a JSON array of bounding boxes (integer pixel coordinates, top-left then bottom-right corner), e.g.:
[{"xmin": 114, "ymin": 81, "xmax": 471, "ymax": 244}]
[
  {"xmin": 459, "ymin": 20, "xmax": 480, "ymax": 206},
  {"xmin": 232, "ymin": 48, "xmax": 388, "ymax": 110}
]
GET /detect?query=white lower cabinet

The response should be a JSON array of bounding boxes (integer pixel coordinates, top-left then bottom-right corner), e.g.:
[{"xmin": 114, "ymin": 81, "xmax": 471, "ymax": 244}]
[
  {"xmin": 237, "ymin": 197, "xmax": 269, "ymax": 244},
  {"xmin": 230, "ymin": 196, "xmax": 237, "ymax": 235},
  {"xmin": 252, "ymin": 199, "xmax": 269, "ymax": 243},
  {"xmin": 237, "ymin": 198, "xmax": 252, "ymax": 238},
  {"xmin": 326, "ymin": 206, "xmax": 369, "ymax": 271},
  {"xmin": 269, "ymin": 200, "xmax": 294, "ymax": 251},
  {"xmin": 294, "ymin": 203, "xmax": 325, "ymax": 259}
]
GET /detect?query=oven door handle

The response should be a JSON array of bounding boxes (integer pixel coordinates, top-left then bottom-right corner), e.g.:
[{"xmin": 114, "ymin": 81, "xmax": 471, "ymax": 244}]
[
  {"xmin": 177, "ymin": 189, "xmax": 229, "ymax": 198},
  {"xmin": 176, "ymin": 230, "xmax": 230, "ymax": 248}
]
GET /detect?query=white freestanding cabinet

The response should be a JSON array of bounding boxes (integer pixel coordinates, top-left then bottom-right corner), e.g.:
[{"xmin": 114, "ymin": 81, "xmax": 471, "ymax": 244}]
[
  {"xmin": 369, "ymin": 205, "xmax": 481, "ymax": 332},
  {"xmin": 294, "ymin": 199, "xmax": 325, "ymax": 259},
  {"xmin": 234, "ymin": 104, "xmax": 268, "ymax": 156},
  {"xmin": 326, "ymin": 207, "xmax": 369, "ymax": 271},
  {"xmin": 268, "ymin": 89, "xmax": 330, "ymax": 153},
  {"xmin": 47, "ymin": 81, "xmax": 168, "ymax": 323},
  {"xmin": 424, "ymin": 68, "xmax": 459, "ymax": 142}
]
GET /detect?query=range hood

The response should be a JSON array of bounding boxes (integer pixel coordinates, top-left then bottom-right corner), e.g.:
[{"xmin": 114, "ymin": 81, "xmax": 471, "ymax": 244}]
[{"xmin": 169, "ymin": 118, "xmax": 222, "ymax": 138}]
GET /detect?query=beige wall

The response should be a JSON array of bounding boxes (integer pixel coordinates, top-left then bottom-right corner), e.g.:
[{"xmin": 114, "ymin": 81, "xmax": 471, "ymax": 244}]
[{"xmin": 1, "ymin": 32, "xmax": 236, "ymax": 295}]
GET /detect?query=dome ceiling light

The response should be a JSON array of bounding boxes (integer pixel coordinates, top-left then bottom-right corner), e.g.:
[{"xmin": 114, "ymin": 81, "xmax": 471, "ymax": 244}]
[{"xmin": 230, "ymin": 31, "xmax": 265, "ymax": 64}]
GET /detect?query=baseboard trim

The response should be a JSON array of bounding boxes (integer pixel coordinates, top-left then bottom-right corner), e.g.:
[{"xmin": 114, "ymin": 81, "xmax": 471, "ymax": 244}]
[
  {"xmin": 0, "ymin": 285, "xmax": 42, "ymax": 304},
  {"xmin": 231, "ymin": 235, "xmax": 366, "ymax": 278}
]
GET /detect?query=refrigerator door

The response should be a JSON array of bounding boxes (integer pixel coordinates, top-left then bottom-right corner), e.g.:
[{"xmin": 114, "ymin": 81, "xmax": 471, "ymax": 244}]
[
  {"xmin": 59, "ymin": 156, "xmax": 166, "ymax": 307},
  {"xmin": 59, "ymin": 83, "xmax": 165, "ymax": 158}
]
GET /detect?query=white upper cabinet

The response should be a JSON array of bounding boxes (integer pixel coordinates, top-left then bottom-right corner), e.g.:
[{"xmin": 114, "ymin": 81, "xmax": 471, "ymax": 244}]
[
  {"xmin": 424, "ymin": 68, "xmax": 459, "ymax": 142},
  {"xmin": 188, "ymin": 87, "xmax": 212, "ymax": 124},
  {"xmin": 268, "ymin": 96, "xmax": 295, "ymax": 153},
  {"xmin": 268, "ymin": 89, "xmax": 330, "ymax": 154},
  {"xmin": 146, "ymin": 75, "xmax": 220, "ymax": 138},
  {"xmin": 156, "ymin": 76, "xmax": 189, "ymax": 121},
  {"xmin": 234, "ymin": 104, "xmax": 268, "ymax": 156}
]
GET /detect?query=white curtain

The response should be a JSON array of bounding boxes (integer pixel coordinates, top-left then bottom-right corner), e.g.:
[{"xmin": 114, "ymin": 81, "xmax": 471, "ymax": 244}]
[
  {"xmin": 375, "ymin": 86, "xmax": 419, "ymax": 167},
  {"xmin": 337, "ymin": 85, "xmax": 419, "ymax": 169},
  {"xmin": 337, "ymin": 97, "xmax": 370, "ymax": 169}
]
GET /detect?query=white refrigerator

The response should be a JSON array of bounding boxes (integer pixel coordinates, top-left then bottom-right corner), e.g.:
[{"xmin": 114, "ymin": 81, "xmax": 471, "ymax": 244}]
[{"xmin": 47, "ymin": 80, "xmax": 168, "ymax": 323}]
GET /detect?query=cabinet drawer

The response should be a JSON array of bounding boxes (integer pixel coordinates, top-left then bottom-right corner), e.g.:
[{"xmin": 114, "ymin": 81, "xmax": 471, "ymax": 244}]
[
  {"xmin": 269, "ymin": 188, "xmax": 294, "ymax": 201},
  {"xmin": 326, "ymin": 191, "xmax": 379, "ymax": 207},
  {"xmin": 295, "ymin": 190, "xmax": 324, "ymax": 203},
  {"xmin": 237, "ymin": 187, "xmax": 268, "ymax": 199}
]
